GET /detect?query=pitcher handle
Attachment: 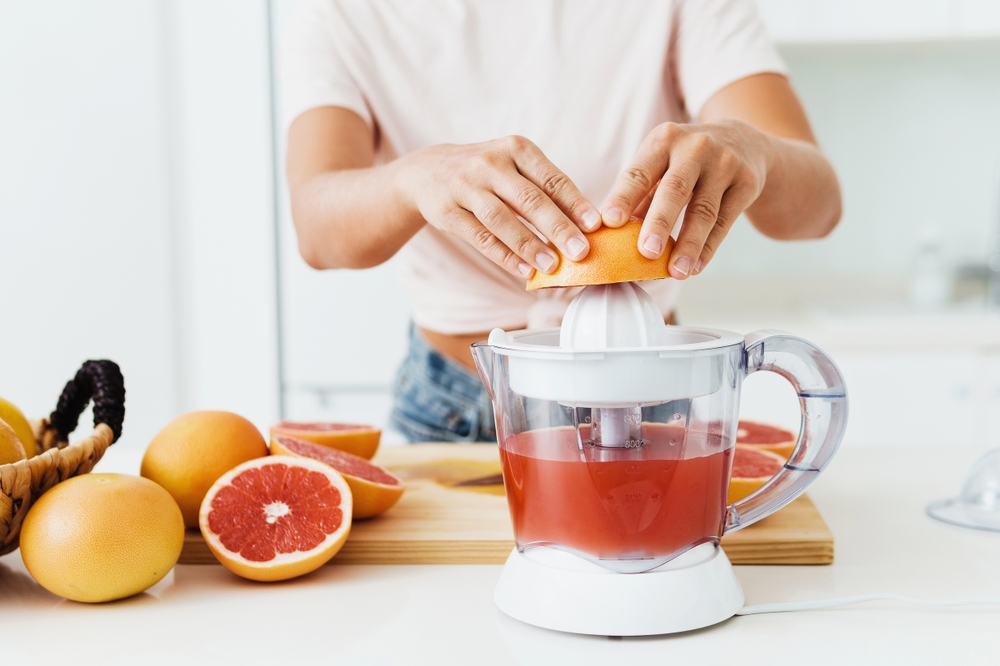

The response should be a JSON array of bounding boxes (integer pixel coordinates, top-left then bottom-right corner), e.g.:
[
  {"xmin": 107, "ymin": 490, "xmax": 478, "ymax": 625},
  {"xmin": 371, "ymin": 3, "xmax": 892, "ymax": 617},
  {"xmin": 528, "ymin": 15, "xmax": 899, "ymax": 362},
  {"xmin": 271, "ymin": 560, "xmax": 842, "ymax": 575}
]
[{"xmin": 722, "ymin": 330, "xmax": 848, "ymax": 535}]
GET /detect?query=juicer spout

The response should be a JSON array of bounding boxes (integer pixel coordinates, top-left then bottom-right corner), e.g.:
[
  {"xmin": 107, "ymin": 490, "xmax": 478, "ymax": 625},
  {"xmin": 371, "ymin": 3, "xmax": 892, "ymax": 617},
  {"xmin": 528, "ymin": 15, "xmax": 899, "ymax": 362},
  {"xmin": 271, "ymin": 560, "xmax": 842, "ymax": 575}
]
[{"xmin": 471, "ymin": 331, "xmax": 503, "ymax": 400}]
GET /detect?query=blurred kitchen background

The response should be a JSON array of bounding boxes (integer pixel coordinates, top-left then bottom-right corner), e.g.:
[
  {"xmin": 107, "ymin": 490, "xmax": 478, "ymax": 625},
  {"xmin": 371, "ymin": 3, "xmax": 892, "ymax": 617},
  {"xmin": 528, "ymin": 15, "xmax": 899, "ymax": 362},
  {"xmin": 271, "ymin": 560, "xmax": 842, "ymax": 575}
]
[{"xmin": 3, "ymin": 1, "xmax": 1000, "ymax": 472}]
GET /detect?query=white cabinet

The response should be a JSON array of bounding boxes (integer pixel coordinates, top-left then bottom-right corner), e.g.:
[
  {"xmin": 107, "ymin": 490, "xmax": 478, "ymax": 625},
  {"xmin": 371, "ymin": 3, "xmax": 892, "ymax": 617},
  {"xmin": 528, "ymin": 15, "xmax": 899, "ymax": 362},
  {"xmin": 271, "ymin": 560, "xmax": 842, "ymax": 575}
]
[{"xmin": 757, "ymin": 0, "xmax": 1000, "ymax": 42}]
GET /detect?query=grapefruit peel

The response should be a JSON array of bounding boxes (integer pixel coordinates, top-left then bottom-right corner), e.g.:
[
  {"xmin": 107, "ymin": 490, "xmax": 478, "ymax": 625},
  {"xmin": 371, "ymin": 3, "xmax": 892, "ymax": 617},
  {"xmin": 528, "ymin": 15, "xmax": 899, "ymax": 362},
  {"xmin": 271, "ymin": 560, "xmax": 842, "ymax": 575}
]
[{"xmin": 525, "ymin": 218, "xmax": 672, "ymax": 291}]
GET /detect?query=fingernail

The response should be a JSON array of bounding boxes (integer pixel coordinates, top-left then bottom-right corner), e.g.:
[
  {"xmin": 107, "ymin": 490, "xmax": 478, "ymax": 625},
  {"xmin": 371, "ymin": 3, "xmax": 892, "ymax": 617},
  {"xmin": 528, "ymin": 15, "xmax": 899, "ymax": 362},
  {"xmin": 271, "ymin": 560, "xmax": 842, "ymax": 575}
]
[
  {"xmin": 603, "ymin": 207, "xmax": 624, "ymax": 226},
  {"xmin": 582, "ymin": 210, "xmax": 600, "ymax": 231},
  {"xmin": 642, "ymin": 234, "xmax": 664, "ymax": 257},
  {"xmin": 536, "ymin": 251, "xmax": 557, "ymax": 273},
  {"xmin": 566, "ymin": 237, "xmax": 588, "ymax": 260},
  {"xmin": 672, "ymin": 256, "xmax": 691, "ymax": 277},
  {"xmin": 518, "ymin": 262, "xmax": 534, "ymax": 278},
  {"xmin": 694, "ymin": 258, "xmax": 704, "ymax": 274}
]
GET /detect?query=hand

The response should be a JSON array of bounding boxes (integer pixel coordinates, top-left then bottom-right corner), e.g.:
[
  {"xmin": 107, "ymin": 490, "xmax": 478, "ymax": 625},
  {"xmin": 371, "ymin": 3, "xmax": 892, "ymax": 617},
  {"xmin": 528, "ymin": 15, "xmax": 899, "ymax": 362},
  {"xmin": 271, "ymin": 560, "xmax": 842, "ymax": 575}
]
[
  {"xmin": 397, "ymin": 136, "xmax": 601, "ymax": 278},
  {"xmin": 601, "ymin": 120, "xmax": 772, "ymax": 279}
]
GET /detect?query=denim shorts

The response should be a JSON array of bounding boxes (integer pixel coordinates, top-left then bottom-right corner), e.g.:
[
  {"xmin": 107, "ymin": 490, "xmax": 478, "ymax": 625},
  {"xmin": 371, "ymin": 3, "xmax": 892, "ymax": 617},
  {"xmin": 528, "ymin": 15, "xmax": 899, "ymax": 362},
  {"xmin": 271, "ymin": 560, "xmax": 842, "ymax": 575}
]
[{"xmin": 390, "ymin": 326, "xmax": 497, "ymax": 443}]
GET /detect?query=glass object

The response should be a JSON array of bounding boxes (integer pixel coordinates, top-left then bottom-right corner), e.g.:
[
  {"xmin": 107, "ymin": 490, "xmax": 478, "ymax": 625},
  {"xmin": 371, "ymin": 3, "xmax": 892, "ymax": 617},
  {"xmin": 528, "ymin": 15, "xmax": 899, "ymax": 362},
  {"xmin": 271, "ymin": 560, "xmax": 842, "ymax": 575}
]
[
  {"xmin": 472, "ymin": 325, "xmax": 848, "ymax": 574},
  {"xmin": 927, "ymin": 448, "xmax": 1000, "ymax": 532}
]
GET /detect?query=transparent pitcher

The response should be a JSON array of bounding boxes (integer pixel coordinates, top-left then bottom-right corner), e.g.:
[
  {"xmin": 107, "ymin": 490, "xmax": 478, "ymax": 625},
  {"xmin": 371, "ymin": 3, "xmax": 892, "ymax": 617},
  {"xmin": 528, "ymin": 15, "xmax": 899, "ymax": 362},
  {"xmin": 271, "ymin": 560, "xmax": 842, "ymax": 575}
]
[{"xmin": 472, "ymin": 324, "xmax": 847, "ymax": 574}]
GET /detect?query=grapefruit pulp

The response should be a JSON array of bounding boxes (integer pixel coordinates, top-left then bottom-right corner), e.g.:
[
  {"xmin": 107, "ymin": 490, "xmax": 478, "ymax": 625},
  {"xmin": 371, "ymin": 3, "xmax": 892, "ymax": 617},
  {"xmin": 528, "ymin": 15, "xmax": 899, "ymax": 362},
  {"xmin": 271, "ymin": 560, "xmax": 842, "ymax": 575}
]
[
  {"xmin": 736, "ymin": 420, "xmax": 796, "ymax": 459},
  {"xmin": 270, "ymin": 421, "xmax": 381, "ymax": 460},
  {"xmin": 727, "ymin": 444, "xmax": 785, "ymax": 504},
  {"xmin": 199, "ymin": 456, "xmax": 352, "ymax": 582},
  {"xmin": 270, "ymin": 434, "xmax": 405, "ymax": 519}
]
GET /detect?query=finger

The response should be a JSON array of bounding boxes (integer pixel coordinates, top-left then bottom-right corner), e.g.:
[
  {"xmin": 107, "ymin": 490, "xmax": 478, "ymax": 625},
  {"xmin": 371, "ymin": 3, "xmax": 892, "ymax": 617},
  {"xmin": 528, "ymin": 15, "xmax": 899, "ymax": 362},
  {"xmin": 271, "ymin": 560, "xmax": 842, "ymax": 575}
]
[
  {"xmin": 448, "ymin": 207, "xmax": 538, "ymax": 279},
  {"xmin": 502, "ymin": 135, "xmax": 602, "ymax": 232},
  {"xmin": 464, "ymin": 191, "xmax": 560, "ymax": 274},
  {"xmin": 602, "ymin": 123, "xmax": 680, "ymax": 227},
  {"xmin": 492, "ymin": 172, "xmax": 590, "ymax": 262},
  {"xmin": 692, "ymin": 184, "xmax": 757, "ymax": 274},
  {"xmin": 632, "ymin": 178, "xmax": 661, "ymax": 219},
  {"xmin": 667, "ymin": 178, "xmax": 730, "ymax": 278},
  {"xmin": 635, "ymin": 157, "xmax": 700, "ymax": 261}
]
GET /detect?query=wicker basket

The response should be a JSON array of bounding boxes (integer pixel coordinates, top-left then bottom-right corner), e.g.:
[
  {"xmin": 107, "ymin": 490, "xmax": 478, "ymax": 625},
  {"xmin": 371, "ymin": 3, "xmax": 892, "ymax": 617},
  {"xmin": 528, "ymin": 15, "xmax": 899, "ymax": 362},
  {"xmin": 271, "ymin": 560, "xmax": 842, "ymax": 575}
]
[{"xmin": 0, "ymin": 360, "xmax": 125, "ymax": 555}]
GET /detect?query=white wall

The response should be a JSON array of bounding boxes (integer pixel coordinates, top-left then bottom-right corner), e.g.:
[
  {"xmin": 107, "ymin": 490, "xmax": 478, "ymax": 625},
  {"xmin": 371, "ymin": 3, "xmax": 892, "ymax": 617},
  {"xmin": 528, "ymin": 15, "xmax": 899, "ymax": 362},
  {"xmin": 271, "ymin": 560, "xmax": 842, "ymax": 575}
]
[
  {"xmin": 0, "ymin": 1, "xmax": 177, "ymax": 464},
  {"xmin": 0, "ymin": 0, "xmax": 281, "ymax": 473},
  {"xmin": 705, "ymin": 39, "xmax": 1000, "ymax": 277}
]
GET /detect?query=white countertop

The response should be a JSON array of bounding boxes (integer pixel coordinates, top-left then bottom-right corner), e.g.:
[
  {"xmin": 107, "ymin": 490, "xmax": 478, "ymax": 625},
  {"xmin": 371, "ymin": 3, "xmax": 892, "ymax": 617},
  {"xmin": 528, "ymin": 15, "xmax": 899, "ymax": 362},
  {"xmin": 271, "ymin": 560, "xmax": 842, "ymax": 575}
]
[{"xmin": 2, "ymin": 445, "xmax": 1000, "ymax": 666}]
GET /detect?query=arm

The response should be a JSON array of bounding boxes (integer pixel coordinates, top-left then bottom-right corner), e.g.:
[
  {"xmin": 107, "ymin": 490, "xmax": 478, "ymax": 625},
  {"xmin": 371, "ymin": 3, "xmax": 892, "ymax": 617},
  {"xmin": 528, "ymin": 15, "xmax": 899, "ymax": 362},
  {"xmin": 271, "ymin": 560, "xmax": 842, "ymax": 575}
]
[
  {"xmin": 601, "ymin": 73, "xmax": 842, "ymax": 279},
  {"xmin": 286, "ymin": 107, "xmax": 601, "ymax": 277}
]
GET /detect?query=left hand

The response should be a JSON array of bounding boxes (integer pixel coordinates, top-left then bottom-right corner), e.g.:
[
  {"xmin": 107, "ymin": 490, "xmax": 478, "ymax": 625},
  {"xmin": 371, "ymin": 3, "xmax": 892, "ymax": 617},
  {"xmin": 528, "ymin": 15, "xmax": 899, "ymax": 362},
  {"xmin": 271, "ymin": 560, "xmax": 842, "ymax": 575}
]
[{"xmin": 601, "ymin": 119, "xmax": 773, "ymax": 279}]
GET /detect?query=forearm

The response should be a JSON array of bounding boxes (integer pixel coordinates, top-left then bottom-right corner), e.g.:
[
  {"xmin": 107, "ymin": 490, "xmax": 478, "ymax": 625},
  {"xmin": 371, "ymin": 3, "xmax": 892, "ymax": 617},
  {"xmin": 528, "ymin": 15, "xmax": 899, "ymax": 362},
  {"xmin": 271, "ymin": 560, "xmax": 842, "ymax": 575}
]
[
  {"xmin": 290, "ymin": 160, "xmax": 423, "ymax": 270},
  {"xmin": 747, "ymin": 135, "xmax": 842, "ymax": 240}
]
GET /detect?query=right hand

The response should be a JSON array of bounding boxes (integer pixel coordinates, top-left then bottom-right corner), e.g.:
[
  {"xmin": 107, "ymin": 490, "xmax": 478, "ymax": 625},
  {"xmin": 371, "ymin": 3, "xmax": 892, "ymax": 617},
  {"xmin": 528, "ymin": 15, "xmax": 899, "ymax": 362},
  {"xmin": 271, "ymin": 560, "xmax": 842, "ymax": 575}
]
[{"xmin": 396, "ymin": 136, "xmax": 602, "ymax": 278}]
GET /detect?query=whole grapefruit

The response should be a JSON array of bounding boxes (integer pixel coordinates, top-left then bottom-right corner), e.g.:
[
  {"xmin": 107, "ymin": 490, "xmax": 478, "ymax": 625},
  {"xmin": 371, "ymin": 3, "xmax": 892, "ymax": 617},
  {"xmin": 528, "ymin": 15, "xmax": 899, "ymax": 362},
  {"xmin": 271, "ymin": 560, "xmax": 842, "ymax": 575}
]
[
  {"xmin": 0, "ymin": 396, "xmax": 36, "ymax": 458},
  {"xmin": 141, "ymin": 411, "xmax": 268, "ymax": 527},
  {"xmin": 20, "ymin": 473, "xmax": 184, "ymax": 603},
  {"xmin": 0, "ymin": 418, "xmax": 26, "ymax": 465}
]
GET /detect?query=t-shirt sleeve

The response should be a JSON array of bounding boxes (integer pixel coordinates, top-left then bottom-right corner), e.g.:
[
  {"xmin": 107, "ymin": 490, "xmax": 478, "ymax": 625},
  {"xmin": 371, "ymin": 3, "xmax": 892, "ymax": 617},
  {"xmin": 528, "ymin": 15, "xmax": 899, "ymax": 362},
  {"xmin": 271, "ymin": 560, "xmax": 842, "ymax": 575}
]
[
  {"xmin": 674, "ymin": 0, "xmax": 788, "ymax": 119},
  {"xmin": 280, "ymin": 0, "xmax": 372, "ymax": 130}
]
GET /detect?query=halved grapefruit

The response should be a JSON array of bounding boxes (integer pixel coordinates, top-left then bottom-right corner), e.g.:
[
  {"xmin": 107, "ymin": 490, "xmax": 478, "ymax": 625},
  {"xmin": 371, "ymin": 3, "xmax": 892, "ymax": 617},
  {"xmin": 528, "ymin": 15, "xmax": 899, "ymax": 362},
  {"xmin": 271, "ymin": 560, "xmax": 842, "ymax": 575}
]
[
  {"xmin": 199, "ymin": 456, "xmax": 352, "ymax": 582},
  {"xmin": 727, "ymin": 444, "xmax": 785, "ymax": 504},
  {"xmin": 525, "ymin": 218, "xmax": 672, "ymax": 290},
  {"xmin": 736, "ymin": 420, "xmax": 796, "ymax": 459},
  {"xmin": 270, "ymin": 421, "xmax": 381, "ymax": 460},
  {"xmin": 270, "ymin": 434, "xmax": 405, "ymax": 519}
]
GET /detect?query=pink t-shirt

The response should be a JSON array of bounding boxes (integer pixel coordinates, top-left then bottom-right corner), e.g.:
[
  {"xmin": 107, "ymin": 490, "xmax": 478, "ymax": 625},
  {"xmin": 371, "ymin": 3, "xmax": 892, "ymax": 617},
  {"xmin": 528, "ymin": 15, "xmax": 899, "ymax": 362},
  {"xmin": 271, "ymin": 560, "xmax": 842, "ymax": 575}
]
[{"xmin": 281, "ymin": 0, "xmax": 787, "ymax": 334}]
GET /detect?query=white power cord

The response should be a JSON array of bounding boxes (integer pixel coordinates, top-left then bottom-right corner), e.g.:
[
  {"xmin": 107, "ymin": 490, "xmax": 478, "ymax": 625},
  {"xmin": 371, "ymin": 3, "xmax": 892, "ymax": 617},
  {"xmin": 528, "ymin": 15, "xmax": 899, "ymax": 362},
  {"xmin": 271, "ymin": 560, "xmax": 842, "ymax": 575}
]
[{"xmin": 737, "ymin": 594, "xmax": 1000, "ymax": 616}]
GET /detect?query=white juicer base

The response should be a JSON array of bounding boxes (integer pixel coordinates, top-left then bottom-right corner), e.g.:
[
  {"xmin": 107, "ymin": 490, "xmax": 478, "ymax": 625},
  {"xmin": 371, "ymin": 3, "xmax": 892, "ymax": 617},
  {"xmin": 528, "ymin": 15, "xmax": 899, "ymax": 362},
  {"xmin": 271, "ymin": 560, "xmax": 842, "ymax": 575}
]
[{"xmin": 494, "ymin": 544, "xmax": 744, "ymax": 636}]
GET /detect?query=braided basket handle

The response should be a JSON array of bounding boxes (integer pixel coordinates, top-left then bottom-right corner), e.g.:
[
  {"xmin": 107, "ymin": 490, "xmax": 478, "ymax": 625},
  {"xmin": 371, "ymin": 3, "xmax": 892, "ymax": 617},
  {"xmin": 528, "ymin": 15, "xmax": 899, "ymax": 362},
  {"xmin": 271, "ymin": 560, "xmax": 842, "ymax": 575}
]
[{"xmin": 40, "ymin": 360, "xmax": 125, "ymax": 451}]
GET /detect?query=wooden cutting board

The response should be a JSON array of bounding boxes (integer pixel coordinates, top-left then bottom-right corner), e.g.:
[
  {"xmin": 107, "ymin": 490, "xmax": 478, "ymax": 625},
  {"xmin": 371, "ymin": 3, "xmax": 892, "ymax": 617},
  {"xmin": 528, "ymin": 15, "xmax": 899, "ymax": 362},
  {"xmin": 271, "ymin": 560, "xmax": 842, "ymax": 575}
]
[{"xmin": 180, "ymin": 444, "xmax": 833, "ymax": 566}]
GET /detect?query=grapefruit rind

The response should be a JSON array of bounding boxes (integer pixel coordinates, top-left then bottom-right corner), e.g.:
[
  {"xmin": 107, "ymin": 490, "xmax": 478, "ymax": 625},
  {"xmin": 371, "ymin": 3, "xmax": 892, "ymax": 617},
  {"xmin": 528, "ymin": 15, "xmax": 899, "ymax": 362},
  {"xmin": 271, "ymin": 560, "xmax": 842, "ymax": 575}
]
[
  {"xmin": 270, "ymin": 435, "xmax": 405, "ymax": 519},
  {"xmin": 727, "ymin": 445, "xmax": 786, "ymax": 505},
  {"xmin": 270, "ymin": 421, "xmax": 381, "ymax": 460},
  {"xmin": 199, "ymin": 456, "xmax": 353, "ymax": 582},
  {"xmin": 525, "ymin": 218, "xmax": 672, "ymax": 291}
]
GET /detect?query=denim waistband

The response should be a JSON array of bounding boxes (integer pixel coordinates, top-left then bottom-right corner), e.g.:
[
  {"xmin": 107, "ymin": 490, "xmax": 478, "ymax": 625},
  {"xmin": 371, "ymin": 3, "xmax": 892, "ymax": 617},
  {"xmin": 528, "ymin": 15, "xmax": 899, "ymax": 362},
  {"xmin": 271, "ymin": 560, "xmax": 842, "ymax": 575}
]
[{"xmin": 404, "ymin": 325, "xmax": 486, "ymax": 402}]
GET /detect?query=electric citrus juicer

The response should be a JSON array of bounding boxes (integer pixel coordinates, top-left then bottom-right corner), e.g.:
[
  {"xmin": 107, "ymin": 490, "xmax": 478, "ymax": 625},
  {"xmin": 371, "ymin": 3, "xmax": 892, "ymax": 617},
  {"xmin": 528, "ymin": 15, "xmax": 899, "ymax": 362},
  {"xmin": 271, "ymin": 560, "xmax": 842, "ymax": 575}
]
[{"xmin": 471, "ymin": 281, "xmax": 848, "ymax": 636}]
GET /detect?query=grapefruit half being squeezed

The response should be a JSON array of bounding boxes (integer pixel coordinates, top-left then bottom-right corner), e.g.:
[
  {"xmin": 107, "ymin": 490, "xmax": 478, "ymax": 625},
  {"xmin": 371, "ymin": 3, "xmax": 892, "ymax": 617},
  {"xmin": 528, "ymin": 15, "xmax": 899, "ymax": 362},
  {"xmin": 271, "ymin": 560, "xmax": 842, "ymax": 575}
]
[
  {"xmin": 270, "ymin": 421, "xmax": 381, "ymax": 460},
  {"xmin": 525, "ymin": 218, "xmax": 672, "ymax": 290},
  {"xmin": 727, "ymin": 444, "xmax": 785, "ymax": 504},
  {"xmin": 270, "ymin": 434, "xmax": 405, "ymax": 519},
  {"xmin": 736, "ymin": 420, "xmax": 796, "ymax": 459},
  {"xmin": 199, "ymin": 456, "xmax": 352, "ymax": 582}
]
